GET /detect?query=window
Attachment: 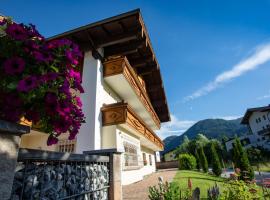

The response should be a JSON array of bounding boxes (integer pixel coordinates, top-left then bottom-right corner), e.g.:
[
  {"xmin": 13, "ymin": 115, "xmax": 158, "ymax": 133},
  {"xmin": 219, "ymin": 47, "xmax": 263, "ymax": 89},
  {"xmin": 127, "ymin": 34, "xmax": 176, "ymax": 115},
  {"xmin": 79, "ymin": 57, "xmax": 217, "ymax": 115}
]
[
  {"xmin": 263, "ymin": 115, "xmax": 267, "ymax": 120},
  {"xmin": 149, "ymin": 155, "xmax": 152, "ymax": 166},
  {"xmin": 143, "ymin": 153, "xmax": 147, "ymax": 166},
  {"xmin": 123, "ymin": 141, "xmax": 138, "ymax": 167},
  {"xmin": 267, "ymin": 125, "xmax": 270, "ymax": 129},
  {"xmin": 256, "ymin": 119, "xmax": 258, "ymax": 123},
  {"xmin": 259, "ymin": 117, "xmax": 261, "ymax": 122},
  {"xmin": 262, "ymin": 137, "xmax": 266, "ymax": 140},
  {"xmin": 263, "ymin": 126, "xmax": 266, "ymax": 130},
  {"xmin": 58, "ymin": 139, "xmax": 76, "ymax": 153}
]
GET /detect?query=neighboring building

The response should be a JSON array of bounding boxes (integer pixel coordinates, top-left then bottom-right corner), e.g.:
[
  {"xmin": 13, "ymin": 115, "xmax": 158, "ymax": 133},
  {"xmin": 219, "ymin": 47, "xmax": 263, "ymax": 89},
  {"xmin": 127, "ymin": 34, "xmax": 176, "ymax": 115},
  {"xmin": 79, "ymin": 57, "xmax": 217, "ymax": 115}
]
[
  {"xmin": 226, "ymin": 105, "xmax": 270, "ymax": 151},
  {"xmin": 19, "ymin": 9, "xmax": 170, "ymax": 185},
  {"xmin": 164, "ymin": 150, "xmax": 177, "ymax": 162}
]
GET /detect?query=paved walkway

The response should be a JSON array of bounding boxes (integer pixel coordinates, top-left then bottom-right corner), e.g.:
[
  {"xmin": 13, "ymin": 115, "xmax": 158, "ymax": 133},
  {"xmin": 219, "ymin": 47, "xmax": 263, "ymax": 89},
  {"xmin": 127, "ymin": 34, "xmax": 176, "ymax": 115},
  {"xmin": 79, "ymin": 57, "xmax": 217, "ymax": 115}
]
[{"xmin": 123, "ymin": 169, "xmax": 178, "ymax": 200}]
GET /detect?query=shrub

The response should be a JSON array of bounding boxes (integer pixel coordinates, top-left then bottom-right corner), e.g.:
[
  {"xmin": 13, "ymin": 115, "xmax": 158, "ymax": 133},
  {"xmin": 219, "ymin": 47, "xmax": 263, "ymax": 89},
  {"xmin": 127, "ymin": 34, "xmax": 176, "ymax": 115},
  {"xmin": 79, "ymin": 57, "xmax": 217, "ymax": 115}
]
[
  {"xmin": 148, "ymin": 180, "xmax": 180, "ymax": 200},
  {"xmin": 220, "ymin": 180, "xmax": 260, "ymax": 200},
  {"xmin": 198, "ymin": 146, "xmax": 208, "ymax": 173},
  {"xmin": 179, "ymin": 153, "xmax": 197, "ymax": 170},
  {"xmin": 211, "ymin": 143, "xmax": 222, "ymax": 176},
  {"xmin": 0, "ymin": 17, "xmax": 85, "ymax": 144}
]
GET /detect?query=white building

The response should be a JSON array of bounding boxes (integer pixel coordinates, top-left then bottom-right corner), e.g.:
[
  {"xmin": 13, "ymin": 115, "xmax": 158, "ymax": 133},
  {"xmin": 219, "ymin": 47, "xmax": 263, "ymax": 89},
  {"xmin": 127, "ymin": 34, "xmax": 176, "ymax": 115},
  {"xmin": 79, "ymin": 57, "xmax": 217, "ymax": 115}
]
[
  {"xmin": 226, "ymin": 105, "xmax": 270, "ymax": 151},
  {"xmin": 19, "ymin": 9, "xmax": 170, "ymax": 185}
]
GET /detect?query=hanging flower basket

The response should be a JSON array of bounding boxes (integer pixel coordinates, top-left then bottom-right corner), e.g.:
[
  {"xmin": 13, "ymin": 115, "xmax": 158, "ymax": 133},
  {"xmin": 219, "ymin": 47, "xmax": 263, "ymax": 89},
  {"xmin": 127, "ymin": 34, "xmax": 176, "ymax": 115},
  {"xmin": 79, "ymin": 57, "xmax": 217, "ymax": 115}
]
[{"xmin": 0, "ymin": 17, "xmax": 85, "ymax": 145}]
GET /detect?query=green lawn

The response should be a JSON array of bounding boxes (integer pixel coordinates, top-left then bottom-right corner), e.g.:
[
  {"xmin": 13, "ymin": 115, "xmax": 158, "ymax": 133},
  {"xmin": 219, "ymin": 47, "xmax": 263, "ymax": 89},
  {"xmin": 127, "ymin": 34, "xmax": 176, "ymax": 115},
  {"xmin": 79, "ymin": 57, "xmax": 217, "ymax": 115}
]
[
  {"xmin": 252, "ymin": 162, "xmax": 270, "ymax": 172},
  {"xmin": 172, "ymin": 170, "xmax": 227, "ymax": 199}
]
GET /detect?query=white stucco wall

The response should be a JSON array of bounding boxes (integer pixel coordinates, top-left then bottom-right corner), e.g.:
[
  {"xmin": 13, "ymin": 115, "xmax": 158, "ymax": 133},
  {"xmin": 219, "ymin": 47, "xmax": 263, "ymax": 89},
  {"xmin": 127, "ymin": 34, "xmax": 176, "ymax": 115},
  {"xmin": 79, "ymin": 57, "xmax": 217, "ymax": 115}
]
[
  {"xmin": 121, "ymin": 146, "xmax": 156, "ymax": 185},
  {"xmin": 249, "ymin": 111, "xmax": 270, "ymax": 136},
  {"xmin": 76, "ymin": 50, "xmax": 119, "ymax": 153}
]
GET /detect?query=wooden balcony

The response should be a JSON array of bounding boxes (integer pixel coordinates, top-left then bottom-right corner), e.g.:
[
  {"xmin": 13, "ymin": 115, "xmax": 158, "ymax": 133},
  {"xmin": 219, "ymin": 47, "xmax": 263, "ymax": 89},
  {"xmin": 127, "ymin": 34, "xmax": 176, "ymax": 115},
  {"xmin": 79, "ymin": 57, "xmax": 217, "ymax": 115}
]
[
  {"xmin": 103, "ymin": 56, "xmax": 160, "ymax": 130},
  {"xmin": 101, "ymin": 102, "xmax": 164, "ymax": 151}
]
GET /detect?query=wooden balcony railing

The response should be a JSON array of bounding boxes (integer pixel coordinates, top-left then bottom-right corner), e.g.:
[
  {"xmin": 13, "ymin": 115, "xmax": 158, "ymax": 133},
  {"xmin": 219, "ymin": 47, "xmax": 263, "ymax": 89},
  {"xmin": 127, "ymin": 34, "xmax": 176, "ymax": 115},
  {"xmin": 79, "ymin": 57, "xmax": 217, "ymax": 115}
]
[
  {"xmin": 103, "ymin": 56, "xmax": 161, "ymax": 129},
  {"xmin": 101, "ymin": 102, "xmax": 164, "ymax": 150}
]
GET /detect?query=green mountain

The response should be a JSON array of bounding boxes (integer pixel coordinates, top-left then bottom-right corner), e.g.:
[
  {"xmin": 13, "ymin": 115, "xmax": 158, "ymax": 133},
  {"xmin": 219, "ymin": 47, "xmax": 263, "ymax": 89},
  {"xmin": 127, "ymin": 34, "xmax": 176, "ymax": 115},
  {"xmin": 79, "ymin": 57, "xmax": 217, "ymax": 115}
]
[{"xmin": 162, "ymin": 118, "xmax": 248, "ymax": 154}]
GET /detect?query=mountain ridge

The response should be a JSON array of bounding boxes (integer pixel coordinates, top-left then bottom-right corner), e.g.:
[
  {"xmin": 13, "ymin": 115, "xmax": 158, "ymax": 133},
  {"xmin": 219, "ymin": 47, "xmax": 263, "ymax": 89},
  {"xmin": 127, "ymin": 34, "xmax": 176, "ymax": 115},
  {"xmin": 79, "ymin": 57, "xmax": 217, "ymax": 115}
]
[{"xmin": 161, "ymin": 117, "xmax": 248, "ymax": 155}]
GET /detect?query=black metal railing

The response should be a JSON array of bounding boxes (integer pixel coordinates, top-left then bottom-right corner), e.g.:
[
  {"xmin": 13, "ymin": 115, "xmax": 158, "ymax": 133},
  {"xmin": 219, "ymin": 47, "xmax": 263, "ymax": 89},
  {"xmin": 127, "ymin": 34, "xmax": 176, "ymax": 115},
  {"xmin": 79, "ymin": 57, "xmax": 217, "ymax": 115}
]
[{"xmin": 10, "ymin": 148, "xmax": 110, "ymax": 200}]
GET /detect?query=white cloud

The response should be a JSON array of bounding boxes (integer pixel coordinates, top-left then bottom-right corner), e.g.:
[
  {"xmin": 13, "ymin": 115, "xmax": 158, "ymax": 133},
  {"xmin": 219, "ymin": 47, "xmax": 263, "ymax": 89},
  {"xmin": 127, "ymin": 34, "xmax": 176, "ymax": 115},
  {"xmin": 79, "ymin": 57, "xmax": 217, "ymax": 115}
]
[
  {"xmin": 156, "ymin": 115, "xmax": 196, "ymax": 139},
  {"xmin": 184, "ymin": 43, "xmax": 270, "ymax": 102},
  {"xmin": 257, "ymin": 90, "xmax": 270, "ymax": 100}
]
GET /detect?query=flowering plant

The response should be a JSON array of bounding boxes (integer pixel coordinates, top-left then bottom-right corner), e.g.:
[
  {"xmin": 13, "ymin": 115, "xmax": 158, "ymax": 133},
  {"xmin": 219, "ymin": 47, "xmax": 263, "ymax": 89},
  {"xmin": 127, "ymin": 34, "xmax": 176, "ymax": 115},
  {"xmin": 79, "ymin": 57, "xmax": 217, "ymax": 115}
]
[{"xmin": 0, "ymin": 17, "xmax": 85, "ymax": 145}]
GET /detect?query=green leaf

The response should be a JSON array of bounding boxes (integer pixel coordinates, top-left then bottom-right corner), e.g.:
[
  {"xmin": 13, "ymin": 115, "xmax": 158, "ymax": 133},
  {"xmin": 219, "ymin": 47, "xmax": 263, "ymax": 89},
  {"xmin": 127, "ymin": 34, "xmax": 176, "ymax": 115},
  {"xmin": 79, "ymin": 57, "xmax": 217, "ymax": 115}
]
[
  {"xmin": 50, "ymin": 65, "xmax": 59, "ymax": 72},
  {"xmin": 7, "ymin": 81, "xmax": 17, "ymax": 90}
]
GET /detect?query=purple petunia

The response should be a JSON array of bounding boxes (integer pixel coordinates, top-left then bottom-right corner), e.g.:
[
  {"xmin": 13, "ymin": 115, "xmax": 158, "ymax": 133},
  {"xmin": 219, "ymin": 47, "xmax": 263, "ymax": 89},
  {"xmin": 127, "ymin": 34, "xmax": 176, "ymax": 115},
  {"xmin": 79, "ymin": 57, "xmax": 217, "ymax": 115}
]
[
  {"xmin": 42, "ymin": 72, "xmax": 59, "ymax": 82},
  {"xmin": 6, "ymin": 23, "xmax": 28, "ymax": 41},
  {"xmin": 0, "ymin": 18, "xmax": 7, "ymax": 26},
  {"xmin": 66, "ymin": 50, "xmax": 79, "ymax": 65},
  {"xmin": 32, "ymin": 51, "xmax": 53, "ymax": 63},
  {"xmin": 17, "ymin": 76, "xmax": 38, "ymax": 92},
  {"xmin": 47, "ymin": 134, "xmax": 58, "ymax": 146},
  {"xmin": 3, "ymin": 57, "xmax": 25, "ymax": 75},
  {"xmin": 25, "ymin": 110, "xmax": 40, "ymax": 123}
]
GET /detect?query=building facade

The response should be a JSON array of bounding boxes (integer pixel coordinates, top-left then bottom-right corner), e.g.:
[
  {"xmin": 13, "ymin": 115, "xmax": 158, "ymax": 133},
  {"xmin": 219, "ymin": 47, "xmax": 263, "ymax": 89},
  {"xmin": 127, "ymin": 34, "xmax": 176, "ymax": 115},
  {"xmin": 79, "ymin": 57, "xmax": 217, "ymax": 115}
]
[
  {"xmin": 20, "ymin": 9, "xmax": 170, "ymax": 185},
  {"xmin": 226, "ymin": 105, "xmax": 270, "ymax": 151}
]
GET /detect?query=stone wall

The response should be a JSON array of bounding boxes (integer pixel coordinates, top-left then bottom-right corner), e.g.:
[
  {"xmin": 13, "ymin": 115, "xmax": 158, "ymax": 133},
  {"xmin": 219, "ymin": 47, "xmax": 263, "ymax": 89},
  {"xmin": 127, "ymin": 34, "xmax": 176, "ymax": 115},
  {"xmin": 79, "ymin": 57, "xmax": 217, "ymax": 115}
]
[
  {"xmin": 10, "ymin": 148, "xmax": 111, "ymax": 200},
  {"xmin": 0, "ymin": 120, "xmax": 30, "ymax": 200}
]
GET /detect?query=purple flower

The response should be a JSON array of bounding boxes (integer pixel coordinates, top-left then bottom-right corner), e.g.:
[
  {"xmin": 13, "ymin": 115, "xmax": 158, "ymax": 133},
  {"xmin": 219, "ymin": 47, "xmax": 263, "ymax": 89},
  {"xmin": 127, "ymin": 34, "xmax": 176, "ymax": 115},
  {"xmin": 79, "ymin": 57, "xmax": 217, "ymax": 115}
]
[
  {"xmin": 6, "ymin": 23, "xmax": 28, "ymax": 40},
  {"xmin": 0, "ymin": 18, "xmax": 7, "ymax": 26},
  {"xmin": 4, "ymin": 93, "xmax": 23, "ymax": 107},
  {"xmin": 45, "ymin": 92, "xmax": 57, "ymax": 104},
  {"xmin": 68, "ymin": 68, "xmax": 81, "ymax": 81},
  {"xmin": 32, "ymin": 51, "xmax": 52, "ymax": 63},
  {"xmin": 25, "ymin": 110, "xmax": 40, "ymax": 123},
  {"xmin": 75, "ymin": 97, "xmax": 82, "ymax": 108},
  {"xmin": 66, "ymin": 50, "xmax": 78, "ymax": 65},
  {"xmin": 74, "ymin": 81, "xmax": 84, "ymax": 93},
  {"xmin": 47, "ymin": 134, "xmax": 58, "ymax": 146},
  {"xmin": 53, "ymin": 119, "xmax": 70, "ymax": 134},
  {"xmin": 25, "ymin": 40, "xmax": 40, "ymax": 50},
  {"xmin": 3, "ymin": 57, "xmax": 25, "ymax": 75},
  {"xmin": 17, "ymin": 76, "xmax": 38, "ymax": 92},
  {"xmin": 69, "ymin": 128, "xmax": 78, "ymax": 140},
  {"xmin": 1, "ymin": 106, "xmax": 23, "ymax": 122},
  {"xmin": 42, "ymin": 72, "xmax": 59, "ymax": 82},
  {"xmin": 28, "ymin": 23, "xmax": 44, "ymax": 40}
]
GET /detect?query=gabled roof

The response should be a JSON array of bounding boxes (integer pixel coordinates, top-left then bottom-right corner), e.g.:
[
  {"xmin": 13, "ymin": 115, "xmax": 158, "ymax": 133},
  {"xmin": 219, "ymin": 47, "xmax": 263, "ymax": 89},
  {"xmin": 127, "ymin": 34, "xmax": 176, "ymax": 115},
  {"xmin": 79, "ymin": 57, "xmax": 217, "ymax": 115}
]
[
  {"xmin": 241, "ymin": 105, "xmax": 270, "ymax": 124},
  {"xmin": 48, "ymin": 9, "xmax": 170, "ymax": 123}
]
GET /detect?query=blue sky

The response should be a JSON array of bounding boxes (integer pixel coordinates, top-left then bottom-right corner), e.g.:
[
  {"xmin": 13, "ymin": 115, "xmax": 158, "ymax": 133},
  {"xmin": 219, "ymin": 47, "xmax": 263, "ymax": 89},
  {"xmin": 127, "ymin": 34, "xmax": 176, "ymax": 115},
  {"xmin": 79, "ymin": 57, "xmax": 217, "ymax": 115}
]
[{"xmin": 2, "ymin": 0, "xmax": 270, "ymax": 138}]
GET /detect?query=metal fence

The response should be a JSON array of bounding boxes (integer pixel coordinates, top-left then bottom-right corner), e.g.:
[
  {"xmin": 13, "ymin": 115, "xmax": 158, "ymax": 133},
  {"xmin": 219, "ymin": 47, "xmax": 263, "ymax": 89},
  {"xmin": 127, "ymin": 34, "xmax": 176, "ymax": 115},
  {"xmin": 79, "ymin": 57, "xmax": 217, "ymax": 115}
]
[{"xmin": 10, "ymin": 148, "xmax": 110, "ymax": 200}]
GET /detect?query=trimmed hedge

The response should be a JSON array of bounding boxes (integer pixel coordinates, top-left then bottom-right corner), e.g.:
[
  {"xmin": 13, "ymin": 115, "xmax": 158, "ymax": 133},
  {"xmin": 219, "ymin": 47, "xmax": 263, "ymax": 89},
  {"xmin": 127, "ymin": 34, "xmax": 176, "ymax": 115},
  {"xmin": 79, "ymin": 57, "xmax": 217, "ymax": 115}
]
[{"xmin": 178, "ymin": 153, "xmax": 197, "ymax": 170}]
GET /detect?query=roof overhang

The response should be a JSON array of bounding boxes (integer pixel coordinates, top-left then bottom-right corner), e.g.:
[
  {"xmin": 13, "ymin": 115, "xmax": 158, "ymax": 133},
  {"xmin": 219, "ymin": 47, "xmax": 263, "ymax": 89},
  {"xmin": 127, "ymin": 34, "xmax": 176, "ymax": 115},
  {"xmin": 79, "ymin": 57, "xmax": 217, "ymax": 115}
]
[
  {"xmin": 241, "ymin": 105, "xmax": 270, "ymax": 124},
  {"xmin": 47, "ymin": 9, "xmax": 170, "ymax": 123}
]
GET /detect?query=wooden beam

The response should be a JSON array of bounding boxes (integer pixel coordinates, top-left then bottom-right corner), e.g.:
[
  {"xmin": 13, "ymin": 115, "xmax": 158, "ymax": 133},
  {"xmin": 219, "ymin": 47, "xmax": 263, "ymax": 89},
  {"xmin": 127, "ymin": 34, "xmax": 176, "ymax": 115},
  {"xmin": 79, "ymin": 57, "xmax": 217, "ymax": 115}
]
[
  {"xmin": 129, "ymin": 55, "xmax": 154, "ymax": 67},
  {"xmin": 104, "ymin": 40, "xmax": 145, "ymax": 57},
  {"xmin": 136, "ymin": 64, "xmax": 156, "ymax": 75},
  {"xmin": 85, "ymin": 31, "xmax": 104, "ymax": 61},
  {"xmin": 152, "ymin": 100, "xmax": 164, "ymax": 107},
  {"xmin": 95, "ymin": 27, "xmax": 143, "ymax": 48},
  {"xmin": 147, "ymin": 84, "xmax": 162, "ymax": 92}
]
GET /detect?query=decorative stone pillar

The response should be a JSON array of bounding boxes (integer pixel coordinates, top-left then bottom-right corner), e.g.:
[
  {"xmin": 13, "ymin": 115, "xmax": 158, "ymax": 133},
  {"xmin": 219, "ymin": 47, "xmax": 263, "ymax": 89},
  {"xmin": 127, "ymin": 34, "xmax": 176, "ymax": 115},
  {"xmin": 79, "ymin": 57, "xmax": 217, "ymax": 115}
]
[
  {"xmin": 109, "ymin": 152, "xmax": 122, "ymax": 200},
  {"xmin": 0, "ymin": 120, "xmax": 30, "ymax": 200}
]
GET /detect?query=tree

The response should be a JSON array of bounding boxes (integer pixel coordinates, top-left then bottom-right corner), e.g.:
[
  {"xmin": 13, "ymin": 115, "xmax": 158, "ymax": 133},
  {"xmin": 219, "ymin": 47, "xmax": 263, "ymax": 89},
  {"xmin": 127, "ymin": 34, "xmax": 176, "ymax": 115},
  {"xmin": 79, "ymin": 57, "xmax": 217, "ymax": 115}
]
[
  {"xmin": 195, "ymin": 133, "xmax": 209, "ymax": 147},
  {"xmin": 178, "ymin": 153, "xmax": 197, "ymax": 170},
  {"xmin": 175, "ymin": 135, "xmax": 190, "ymax": 155},
  {"xmin": 211, "ymin": 143, "xmax": 222, "ymax": 176},
  {"xmin": 194, "ymin": 148, "xmax": 201, "ymax": 171},
  {"xmin": 198, "ymin": 146, "xmax": 208, "ymax": 173},
  {"xmin": 233, "ymin": 138, "xmax": 254, "ymax": 180}
]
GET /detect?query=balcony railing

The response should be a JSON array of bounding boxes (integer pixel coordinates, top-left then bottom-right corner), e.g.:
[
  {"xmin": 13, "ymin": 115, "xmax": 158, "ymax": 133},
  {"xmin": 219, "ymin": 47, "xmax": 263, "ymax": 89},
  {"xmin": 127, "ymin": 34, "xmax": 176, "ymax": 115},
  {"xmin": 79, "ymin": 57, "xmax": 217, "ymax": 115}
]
[
  {"xmin": 103, "ymin": 56, "xmax": 160, "ymax": 130},
  {"xmin": 258, "ymin": 128, "xmax": 270, "ymax": 136},
  {"xmin": 101, "ymin": 102, "xmax": 164, "ymax": 150}
]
